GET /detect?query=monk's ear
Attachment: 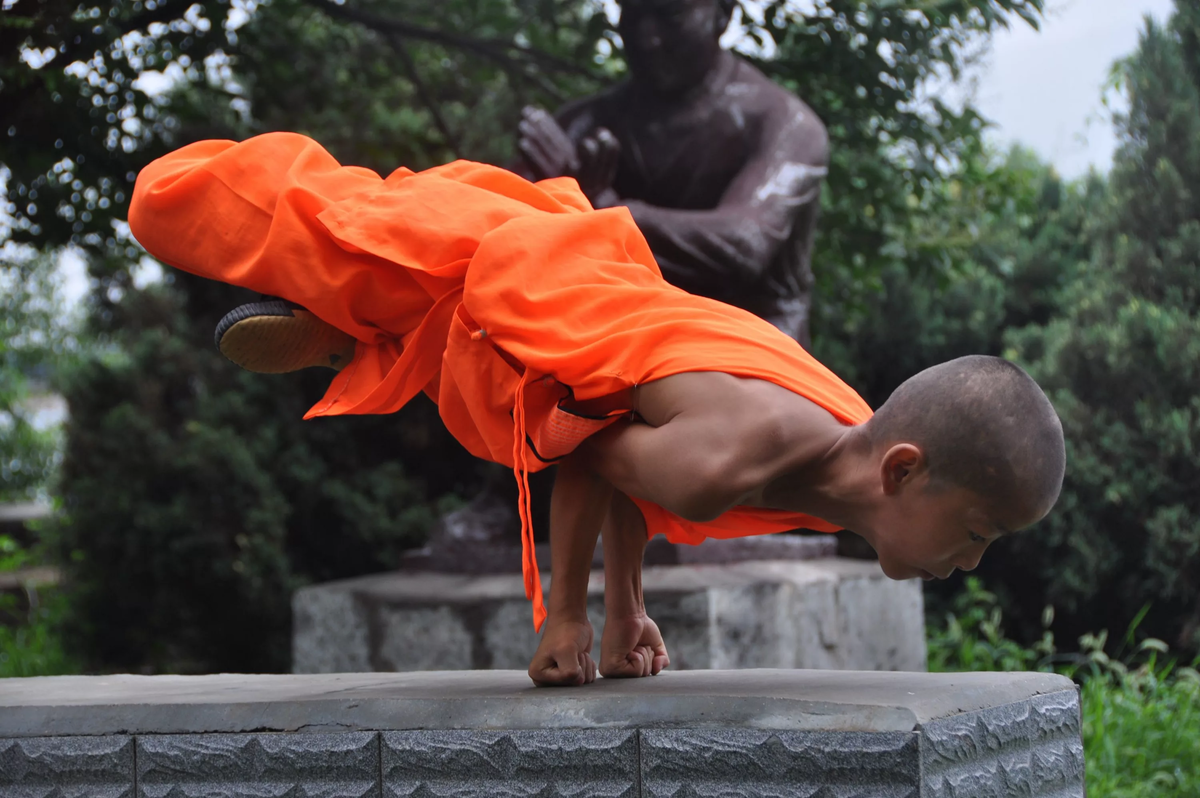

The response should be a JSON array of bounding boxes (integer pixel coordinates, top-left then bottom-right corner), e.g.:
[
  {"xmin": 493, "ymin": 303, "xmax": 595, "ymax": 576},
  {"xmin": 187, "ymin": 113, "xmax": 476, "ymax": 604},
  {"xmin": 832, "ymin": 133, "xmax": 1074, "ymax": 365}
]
[{"xmin": 880, "ymin": 443, "xmax": 925, "ymax": 496}]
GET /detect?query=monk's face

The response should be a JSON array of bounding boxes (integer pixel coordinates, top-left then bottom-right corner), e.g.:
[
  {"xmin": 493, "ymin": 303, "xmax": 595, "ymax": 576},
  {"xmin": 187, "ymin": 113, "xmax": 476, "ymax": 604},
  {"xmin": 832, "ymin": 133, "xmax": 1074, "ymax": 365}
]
[
  {"xmin": 618, "ymin": 0, "xmax": 730, "ymax": 96},
  {"xmin": 866, "ymin": 447, "xmax": 1047, "ymax": 582}
]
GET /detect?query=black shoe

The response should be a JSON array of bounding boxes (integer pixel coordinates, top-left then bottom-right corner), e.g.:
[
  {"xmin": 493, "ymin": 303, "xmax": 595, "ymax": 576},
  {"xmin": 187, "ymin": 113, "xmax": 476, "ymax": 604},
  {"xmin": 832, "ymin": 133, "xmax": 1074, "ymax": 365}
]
[{"xmin": 214, "ymin": 299, "xmax": 357, "ymax": 373}]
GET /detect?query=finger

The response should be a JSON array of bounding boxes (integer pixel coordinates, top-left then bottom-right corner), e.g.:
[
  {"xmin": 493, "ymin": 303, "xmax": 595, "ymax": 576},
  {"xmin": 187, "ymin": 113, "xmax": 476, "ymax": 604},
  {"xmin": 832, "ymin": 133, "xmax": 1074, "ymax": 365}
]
[
  {"xmin": 517, "ymin": 138, "xmax": 555, "ymax": 179},
  {"xmin": 638, "ymin": 646, "xmax": 654, "ymax": 677},
  {"xmin": 598, "ymin": 131, "xmax": 620, "ymax": 181}
]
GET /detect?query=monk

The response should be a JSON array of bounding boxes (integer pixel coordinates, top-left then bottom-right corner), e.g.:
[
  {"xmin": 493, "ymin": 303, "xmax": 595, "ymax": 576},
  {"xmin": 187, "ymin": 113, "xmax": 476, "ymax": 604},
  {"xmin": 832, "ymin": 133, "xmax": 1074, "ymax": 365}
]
[{"xmin": 128, "ymin": 133, "xmax": 1067, "ymax": 687}]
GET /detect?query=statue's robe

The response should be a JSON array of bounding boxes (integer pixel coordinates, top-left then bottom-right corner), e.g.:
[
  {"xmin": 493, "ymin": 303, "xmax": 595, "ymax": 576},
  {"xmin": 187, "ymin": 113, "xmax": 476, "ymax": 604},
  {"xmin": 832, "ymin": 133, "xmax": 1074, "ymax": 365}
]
[{"xmin": 129, "ymin": 133, "xmax": 873, "ymax": 629}]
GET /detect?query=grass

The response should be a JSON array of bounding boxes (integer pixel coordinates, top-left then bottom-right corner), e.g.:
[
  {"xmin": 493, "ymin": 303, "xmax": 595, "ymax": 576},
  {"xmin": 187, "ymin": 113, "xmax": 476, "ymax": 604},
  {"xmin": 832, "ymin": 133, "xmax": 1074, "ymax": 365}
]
[
  {"xmin": 928, "ymin": 578, "xmax": 1200, "ymax": 797},
  {"xmin": 0, "ymin": 533, "xmax": 78, "ymax": 678}
]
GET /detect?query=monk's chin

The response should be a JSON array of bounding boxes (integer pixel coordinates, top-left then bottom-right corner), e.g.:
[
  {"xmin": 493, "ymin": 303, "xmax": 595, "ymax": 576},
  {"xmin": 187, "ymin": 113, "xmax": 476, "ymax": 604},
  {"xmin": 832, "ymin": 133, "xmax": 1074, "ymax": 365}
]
[{"xmin": 877, "ymin": 558, "xmax": 927, "ymax": 582}]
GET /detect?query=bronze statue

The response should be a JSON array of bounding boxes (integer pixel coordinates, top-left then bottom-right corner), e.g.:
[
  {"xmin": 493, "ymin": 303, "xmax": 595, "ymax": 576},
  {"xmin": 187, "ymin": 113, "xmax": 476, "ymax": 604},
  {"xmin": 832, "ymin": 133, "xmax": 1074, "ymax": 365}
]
[{"xmin": 515, "ymin": 0, "xmax": 828, "ymax": 346}]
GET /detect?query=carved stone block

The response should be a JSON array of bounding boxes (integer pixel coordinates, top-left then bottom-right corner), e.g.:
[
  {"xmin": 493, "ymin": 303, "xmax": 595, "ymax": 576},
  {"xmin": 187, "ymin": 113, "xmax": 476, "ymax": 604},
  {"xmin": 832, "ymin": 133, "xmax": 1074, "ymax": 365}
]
[
  {"xmin": 382, "ymin": 729, "xmax": 638, "ymax": 797},
  {"xmin": 640, "ymin": 729, "xmax": 920, "ymax": 797},
  {"xmin": 0, "ymin": 735, "xmax": 134, "ymax": 798},
  {"xmin": 921, "ymin": 689, "xmax": 1086, "ymax": 797},
  {"xmin": 136, "ymin": 732, "xmax": 378, "ymax": 798}
]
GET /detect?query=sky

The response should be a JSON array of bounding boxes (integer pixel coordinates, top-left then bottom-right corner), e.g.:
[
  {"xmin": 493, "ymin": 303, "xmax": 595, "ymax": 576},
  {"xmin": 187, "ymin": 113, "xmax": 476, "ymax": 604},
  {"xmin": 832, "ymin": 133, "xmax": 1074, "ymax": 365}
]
[{"xmin": 970, "ymin": 0, "xmax": 1176, "ymax": 178}]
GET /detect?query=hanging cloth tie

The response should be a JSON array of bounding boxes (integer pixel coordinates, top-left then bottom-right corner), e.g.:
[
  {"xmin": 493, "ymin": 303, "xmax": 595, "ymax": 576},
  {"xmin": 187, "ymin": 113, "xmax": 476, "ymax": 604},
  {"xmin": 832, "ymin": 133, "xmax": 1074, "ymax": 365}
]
[{"xmin": 512, "ymin": 368, "xmax": 547, "ymax": 632}]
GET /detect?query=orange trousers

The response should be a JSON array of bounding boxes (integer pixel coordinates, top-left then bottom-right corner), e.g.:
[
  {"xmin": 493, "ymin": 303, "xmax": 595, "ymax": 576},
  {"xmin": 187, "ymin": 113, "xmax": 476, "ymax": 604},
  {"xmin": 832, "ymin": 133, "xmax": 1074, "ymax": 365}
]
[{"xmin": 130, "ymin": 133, "xmax": 873, "ymax": 629}]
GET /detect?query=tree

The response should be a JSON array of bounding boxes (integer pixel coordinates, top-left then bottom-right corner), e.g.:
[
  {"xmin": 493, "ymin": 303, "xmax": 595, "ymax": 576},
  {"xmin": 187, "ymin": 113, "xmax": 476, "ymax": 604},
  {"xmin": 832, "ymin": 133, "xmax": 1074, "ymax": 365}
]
[{"xmin": 981, "ymin": 4, "xmax": 1200, "ymax": 653}]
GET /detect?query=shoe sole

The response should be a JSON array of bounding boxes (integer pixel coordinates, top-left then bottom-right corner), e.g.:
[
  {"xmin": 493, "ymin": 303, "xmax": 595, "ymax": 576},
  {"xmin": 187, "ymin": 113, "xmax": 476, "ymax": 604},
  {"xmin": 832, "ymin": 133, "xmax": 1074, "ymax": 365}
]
[{"xmin": 214, "ymin": 301, "xmax": 356, "ymax": 373}]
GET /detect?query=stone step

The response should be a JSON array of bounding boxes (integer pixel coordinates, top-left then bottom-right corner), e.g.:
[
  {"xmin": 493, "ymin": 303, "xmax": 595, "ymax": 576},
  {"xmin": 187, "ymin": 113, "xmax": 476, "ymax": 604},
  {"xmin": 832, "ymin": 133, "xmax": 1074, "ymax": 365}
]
[
  {"xmin": 0, "ymin": 669, "xmax": 1084, "ymax": 796},
  {"xmin": 294, "ymin": 557, "xmax": 927, "ymax": 674}
]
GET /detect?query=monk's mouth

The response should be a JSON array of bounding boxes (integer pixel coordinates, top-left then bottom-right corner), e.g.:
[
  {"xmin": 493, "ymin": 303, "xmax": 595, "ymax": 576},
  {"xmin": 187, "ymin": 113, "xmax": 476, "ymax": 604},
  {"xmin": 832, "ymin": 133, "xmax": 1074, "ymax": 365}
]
[{"xmin": 918, "ymin": 569, "xmax": 937, "ymax": 581}]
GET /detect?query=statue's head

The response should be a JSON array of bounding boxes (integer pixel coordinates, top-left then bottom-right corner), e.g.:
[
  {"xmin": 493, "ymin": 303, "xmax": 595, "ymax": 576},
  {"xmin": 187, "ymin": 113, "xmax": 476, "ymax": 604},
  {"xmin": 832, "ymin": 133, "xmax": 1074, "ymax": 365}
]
[{"xmin": 617, "ymin": 0, "xmax": 735, "ymax": 97}]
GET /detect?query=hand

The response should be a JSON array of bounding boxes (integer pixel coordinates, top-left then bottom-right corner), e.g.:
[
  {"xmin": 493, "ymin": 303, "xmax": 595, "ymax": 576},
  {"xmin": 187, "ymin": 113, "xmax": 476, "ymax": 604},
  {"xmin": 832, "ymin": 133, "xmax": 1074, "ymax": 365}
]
[
  {"xmin": 528, "ymin": 618, "xmax": 598, "ymax": 687},
  {"xmin": 600, "ymin": 613, "xmax": 670, "ymax": 678},
  {"xmin": 518, "ymin": 106, "xmax": 580, "ymax": 180},
  {"xmin": 576, "ymin": 127, "xmax": 620, "ymax": 205}
]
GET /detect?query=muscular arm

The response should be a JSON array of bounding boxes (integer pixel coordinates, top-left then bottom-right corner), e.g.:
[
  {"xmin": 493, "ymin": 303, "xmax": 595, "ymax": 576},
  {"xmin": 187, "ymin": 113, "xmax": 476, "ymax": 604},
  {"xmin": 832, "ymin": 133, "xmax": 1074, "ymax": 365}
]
[
  {"xmin": 577, "ymin": 375, "xmax": 788, "ymax": 522},
  {"xmin": 623, "ymin": 110, "xmax": 828, "ymax": 294}
]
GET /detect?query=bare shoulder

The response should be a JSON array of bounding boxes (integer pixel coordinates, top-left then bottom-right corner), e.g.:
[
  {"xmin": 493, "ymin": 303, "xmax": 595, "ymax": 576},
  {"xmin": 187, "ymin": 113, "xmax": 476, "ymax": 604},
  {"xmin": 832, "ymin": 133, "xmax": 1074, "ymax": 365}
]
[
  {"xmin": 634, "ymin": 373, "xmax": 803, "ymax": 449},
  {"xmin": 635, "ymin": 371, "xmax": 846, "ymax": 465},
  {"xmin": 730, "ymin": 58, "xmax": 827, "ymax": 158}
]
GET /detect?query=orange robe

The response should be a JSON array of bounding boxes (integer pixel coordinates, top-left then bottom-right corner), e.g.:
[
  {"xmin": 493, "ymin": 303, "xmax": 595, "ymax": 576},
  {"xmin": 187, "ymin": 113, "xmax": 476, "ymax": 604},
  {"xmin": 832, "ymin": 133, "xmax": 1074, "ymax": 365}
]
[{"xmin": 129, "ymin": 132, "xmax": 873, "ymax": 630}]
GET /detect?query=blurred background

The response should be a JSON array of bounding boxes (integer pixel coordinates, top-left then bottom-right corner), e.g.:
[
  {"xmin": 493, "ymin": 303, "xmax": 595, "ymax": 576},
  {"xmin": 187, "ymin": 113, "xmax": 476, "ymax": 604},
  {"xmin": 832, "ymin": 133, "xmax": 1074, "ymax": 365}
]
[{"xmin": 2, "ymin": 0, "xmax": 1198, "ymax": 788}]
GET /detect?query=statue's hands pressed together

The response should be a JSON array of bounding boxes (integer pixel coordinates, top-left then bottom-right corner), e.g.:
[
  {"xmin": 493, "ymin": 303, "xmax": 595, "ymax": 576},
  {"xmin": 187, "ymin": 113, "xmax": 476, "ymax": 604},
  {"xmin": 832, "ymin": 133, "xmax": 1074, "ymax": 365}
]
[
  {"xmin": 575, "ymin": 127, "xmax": 621, "ymax": 208},
  {"xmin": 518, "ymin": 106, "xmax": 620, "ymax": 207},
  {"xmin": 518, "ymin": 106, "xmax": 580, "ymax": 180}
]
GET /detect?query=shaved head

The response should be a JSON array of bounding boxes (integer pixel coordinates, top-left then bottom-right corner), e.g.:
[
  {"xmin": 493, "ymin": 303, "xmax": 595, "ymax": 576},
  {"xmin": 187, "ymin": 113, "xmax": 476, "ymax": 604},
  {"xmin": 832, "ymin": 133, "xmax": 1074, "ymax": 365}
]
[{"xmin": 867, "ymin": 356, "xmax": 1066, "ymax": 516}]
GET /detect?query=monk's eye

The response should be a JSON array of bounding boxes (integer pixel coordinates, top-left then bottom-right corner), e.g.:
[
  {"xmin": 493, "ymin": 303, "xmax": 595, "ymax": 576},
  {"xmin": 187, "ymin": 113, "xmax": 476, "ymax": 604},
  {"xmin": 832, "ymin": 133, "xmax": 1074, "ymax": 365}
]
[{"xmin": 969, "ymin": 532, "xmax": 986, "ymax": 544}]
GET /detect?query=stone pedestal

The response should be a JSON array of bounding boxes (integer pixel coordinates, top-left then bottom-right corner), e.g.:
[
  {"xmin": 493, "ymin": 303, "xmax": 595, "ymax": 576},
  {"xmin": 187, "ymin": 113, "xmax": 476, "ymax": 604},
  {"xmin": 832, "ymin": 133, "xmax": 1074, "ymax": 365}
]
[
  {"xmin": 292, "ymin": 558, "xmax": 926, "ymax": 674},
  {"xmin": 0, "ymin": 670, "xmax": 1085, "ymax": 796}
]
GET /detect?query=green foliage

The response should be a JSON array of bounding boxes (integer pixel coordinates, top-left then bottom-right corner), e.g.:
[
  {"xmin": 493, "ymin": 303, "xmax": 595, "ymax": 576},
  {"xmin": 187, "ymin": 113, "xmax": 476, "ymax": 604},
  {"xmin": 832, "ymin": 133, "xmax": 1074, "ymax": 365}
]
[
  {"xmin": 813, "ymin": 142, "xmax": 1103, "ymax": 406},
  {"xmin": 1081, "ymin": 660, "xmax": 1200, "ymax": 797},
  {"xmin": 749, "ymin": 0, "xmax": 1046, "ymax": 309},
  {"xmin": 0, "ymin": 593, "xmax": 79, "ymax": 678},
  {"xmin": 979, "ymin": 7, "xmax": 1200, "ymax": 654},
  {"xmin": 0, "ymin": 251, "xmax": 78, "ymax": 502},
  {"xmin": 927, "ymin": 576, "xmax": 1057, "ymax": 672},
  {"xmin": 0, "ymin": 535, "xmax": 78, "ymax": 678},
  {"xmin": 928, "ymin": 580, "xmax": 1200, "ymax": 798}
]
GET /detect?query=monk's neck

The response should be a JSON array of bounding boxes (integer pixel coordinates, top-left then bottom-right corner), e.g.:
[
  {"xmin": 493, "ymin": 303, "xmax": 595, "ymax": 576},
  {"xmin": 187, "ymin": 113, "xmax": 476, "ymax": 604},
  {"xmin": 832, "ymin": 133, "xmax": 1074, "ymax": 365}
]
[{"xmin": 758, "ymin": 422, "xmax": 881, "ymax": 531}]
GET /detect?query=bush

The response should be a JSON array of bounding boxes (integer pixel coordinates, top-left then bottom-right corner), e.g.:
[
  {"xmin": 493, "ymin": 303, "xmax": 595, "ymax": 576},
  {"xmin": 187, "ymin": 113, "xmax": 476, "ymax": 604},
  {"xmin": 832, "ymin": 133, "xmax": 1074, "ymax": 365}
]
[
  {"xmin": 928, "ymin": 578, "xmax": 1200, "ymax": 797},
  {"xmin": 982, "ymin": 9, "xmax": 1200, "ymax": 654},
  {"xmin": 0, "ymin": 534, "xmax": 78, "ymax": 678}
]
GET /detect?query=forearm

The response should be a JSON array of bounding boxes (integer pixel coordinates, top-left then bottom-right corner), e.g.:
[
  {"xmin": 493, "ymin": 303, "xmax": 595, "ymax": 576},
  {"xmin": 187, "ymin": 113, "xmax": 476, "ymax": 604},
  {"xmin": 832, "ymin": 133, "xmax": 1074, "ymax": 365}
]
[
  {"xmin": 601, "ymin": 492, "xmax": 650, "ymax": 619},
  {"xmin": 622, "ymin": 200, "xmax": 786, "ymax": 292},
  {"xmin": 547, "ymin": 454, "xmax": 613, "ymax": 623}
]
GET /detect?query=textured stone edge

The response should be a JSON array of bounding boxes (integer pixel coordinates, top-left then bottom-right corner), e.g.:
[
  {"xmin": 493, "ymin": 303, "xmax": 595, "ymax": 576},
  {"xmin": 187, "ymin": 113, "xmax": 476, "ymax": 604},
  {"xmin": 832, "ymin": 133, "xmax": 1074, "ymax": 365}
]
[
  {"xmin": 383, "ymin": 729, "xmax": 638, "ymax": 797},
  {"xmin": 919, "ymin": 687, "xmax": 1086, "ymax": 798},
  {"xmin": 136, "ymin": 732, "xmax": 379, "ymax": 798},
  {"xmin": 0, "ymin": 735, "xmax": 134, "ymax": 798},
  {"xmin": 640, "ymin": 728, "xmax": 921, "ymax": 798}
]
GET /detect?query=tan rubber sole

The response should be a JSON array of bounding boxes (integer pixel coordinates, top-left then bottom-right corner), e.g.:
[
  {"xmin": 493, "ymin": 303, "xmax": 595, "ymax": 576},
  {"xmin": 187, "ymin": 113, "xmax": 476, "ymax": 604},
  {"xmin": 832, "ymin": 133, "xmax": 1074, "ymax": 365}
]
[{"xmin": 215, "ymin": 302, "xmax": 357, "ymax": 373}]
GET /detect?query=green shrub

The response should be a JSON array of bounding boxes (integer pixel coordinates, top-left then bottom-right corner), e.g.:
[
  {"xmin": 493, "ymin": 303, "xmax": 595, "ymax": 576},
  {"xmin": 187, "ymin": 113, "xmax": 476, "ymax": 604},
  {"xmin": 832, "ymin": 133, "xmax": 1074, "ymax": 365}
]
[
  {"xmin": 986, "ymin": 8, "xmax": 1200, "ymax": 654},
  {"xmin": 0, "ymin": 534, "xmax": 79, "ymax": 678},
  {"xmin": 929, "ymin": 578, "xmax": 1200, "ymax": 796}
]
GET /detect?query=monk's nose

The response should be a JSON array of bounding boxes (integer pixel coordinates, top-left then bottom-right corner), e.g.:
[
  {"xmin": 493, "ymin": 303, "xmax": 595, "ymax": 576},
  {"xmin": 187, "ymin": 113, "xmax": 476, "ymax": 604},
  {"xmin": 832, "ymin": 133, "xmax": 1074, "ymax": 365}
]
[{"xmin": 956, "ymin": 552, "xmax": 984, "ymax": 572}]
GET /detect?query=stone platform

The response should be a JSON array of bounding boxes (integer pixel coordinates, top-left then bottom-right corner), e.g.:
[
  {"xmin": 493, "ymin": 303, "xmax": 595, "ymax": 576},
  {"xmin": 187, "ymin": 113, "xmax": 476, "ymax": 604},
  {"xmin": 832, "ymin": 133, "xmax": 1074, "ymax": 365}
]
[
  {"xmin": 293, "ymin": 558, "xmax": 926, "ymax": 674},
  {"xmin": 0, "ymin": 669, "xmax": 1084, "ymax": 796}
]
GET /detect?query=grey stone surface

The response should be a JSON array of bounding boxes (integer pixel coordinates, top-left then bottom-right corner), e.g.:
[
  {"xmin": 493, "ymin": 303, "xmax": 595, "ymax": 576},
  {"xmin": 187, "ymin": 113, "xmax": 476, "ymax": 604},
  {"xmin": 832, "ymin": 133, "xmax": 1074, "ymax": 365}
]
[
  {"xmin": 293, "ymin": 558, "xmax": 926, "ymax": 675},
  {"xmin": 382, "ymin": 730, "xmax": 637, "ymax": 797},
  {"xmin": 921, "ymin": 690, "xmax": 1085, "ymax": 798},
  {"xmin": 0, "ymin": 670, "xmax": 1076, "ymax": 737},
  {"xmin": 641, "ymin": 729, "xmax": 919, "ymax": 797},
  {"xmin": 0, "ymin": 735, "xmax": 133, "ymax": 798},
  {"xmin": 0, "ymin": 671, "xmax": 1084, "ymax": 797},
  {"xmin": 137, "ymin": 732, "xmax": 378, "ymax": 798}
]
